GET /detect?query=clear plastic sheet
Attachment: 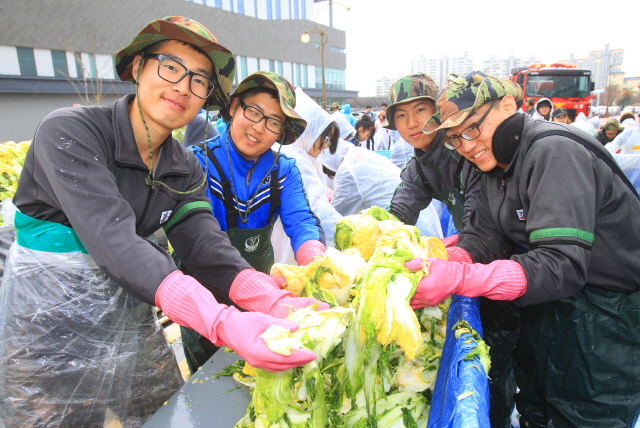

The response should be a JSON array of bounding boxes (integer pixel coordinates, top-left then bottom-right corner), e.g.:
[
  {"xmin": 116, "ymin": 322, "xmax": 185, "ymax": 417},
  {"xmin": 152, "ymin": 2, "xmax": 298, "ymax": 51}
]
[
  {"xmin": 428, "ymin": 295, "xmax": 490, "ymax": 428},
  {"xmin": 0, "ymin": 244, "xmax": 183, "ymax": 428},
  {"xmin": 0, "ymin": 227, "xmax": 15, "ymax": 278},
  {"xmin": 612, "ymin": 153, "xmax": 640, "ymax": 194}
]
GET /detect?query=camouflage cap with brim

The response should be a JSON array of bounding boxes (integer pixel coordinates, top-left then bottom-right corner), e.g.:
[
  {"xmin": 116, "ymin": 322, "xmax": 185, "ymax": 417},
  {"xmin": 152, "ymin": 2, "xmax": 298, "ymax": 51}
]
[
  {"xmin": 114, "ymin": 16, "xmax": 236, "ymax": 111},
  {"xmin": 226, "ymin": 71, "xmax": 307, "ymax": 144},
  {"xmin": 423, "ymin": 71, "xmax": 523, "ymax": 134},
  {"xmin": 382, "ymin": 74, "xmax": 439, "ymax": 130},
  {"xmin": 552, "ymin": 107, "xmax": 569, "ymax": 118},
  {"xmin": 330, "ymin": 102, "xmax": 340, "ymax": 109}
]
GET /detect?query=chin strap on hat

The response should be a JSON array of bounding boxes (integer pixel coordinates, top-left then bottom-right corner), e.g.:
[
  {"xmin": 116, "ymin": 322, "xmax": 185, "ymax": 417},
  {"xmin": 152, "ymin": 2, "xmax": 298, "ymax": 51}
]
[{"xmin": 491, "ymin": 113, "xmax": 525, "ymax": 165}]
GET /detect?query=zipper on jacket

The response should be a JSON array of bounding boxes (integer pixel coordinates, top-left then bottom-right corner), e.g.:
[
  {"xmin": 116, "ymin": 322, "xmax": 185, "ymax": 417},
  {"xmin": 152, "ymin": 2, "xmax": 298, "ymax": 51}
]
[
  {"xmin": 246, "ymin": 162, "xmax": 257, "ymax": 187},
  {"xmin": 496, "ymin": 179, "xmax": 508, "ymax": 237},
  {"xmin": 136, "ymin": 186, "xmax": 154, "ymax": 230}
]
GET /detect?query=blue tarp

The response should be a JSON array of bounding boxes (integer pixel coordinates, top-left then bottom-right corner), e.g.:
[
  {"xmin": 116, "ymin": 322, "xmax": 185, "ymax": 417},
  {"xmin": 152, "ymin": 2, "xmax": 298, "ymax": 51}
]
[
  {"xmin": 439, "ymin": 208, "xmax": 459, "ymax": 239},
  {"xmin": 427, "ymin": 295, "xmax": 490, "ymax": 428}
]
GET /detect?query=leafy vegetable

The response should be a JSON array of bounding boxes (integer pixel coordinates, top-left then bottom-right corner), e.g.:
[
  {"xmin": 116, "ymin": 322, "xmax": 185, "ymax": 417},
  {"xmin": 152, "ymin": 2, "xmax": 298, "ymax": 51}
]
[{"xmin": 225, "ymin": 207, "xmax": 488, "ymax": 428}]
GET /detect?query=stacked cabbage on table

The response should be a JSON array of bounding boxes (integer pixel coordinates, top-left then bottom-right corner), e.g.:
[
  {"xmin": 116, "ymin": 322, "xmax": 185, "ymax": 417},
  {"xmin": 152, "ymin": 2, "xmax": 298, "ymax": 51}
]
[
  {"xmin": 0, "ymin": 141, "xmax": 30, "ymax": 225},
  {"xmin": 225, "ymin": 207, "xmax": 489, "ymax": 428}
]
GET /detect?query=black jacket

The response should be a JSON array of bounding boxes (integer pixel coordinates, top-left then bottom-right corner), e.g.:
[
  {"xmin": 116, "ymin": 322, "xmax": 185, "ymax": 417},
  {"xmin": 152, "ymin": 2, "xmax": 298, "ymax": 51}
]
[
  {"xmin": 458, "ymin": 114, "xmax": 640, "ymax": 306},
  {"xmin": 388, "ymin": 130, "xmax": 482, "ymax": 230}
]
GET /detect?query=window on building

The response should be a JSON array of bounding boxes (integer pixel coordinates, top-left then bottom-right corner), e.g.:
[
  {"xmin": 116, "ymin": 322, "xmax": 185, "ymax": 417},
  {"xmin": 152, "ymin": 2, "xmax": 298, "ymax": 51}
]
[
  {"xmin": 238, "ymin": 0, "xmax": 244, "ymax": 14},
  {"xmin": 112, "ymin": 56, "xmax": 118, "ymax": 79},
  {"xmin": 296, "ymin": 63, "xmax": 301, "ymax": 87},
  {"xmin": 269, "ymin": 59, "xmax": 275, "ymax": 72},
  {"xmin": 215, "ymin": 0, "xmax": 222, "ymax": 7},
  {"xmin": 267, "ymin": 0, "xmax": 272, "ymax": 19},
  {"xmin": 51, "ymin": 50, "xmax": 68, "ymax": 77},
  {"xmin": 275, "ymin": 0, "xmax": 281, "ymax": 19},
  {"xmin": 230, "ymin": 0, "xmax": 235, "ymax": 12},
  {"xmin": 254, "ymin": 0, "xmax": 258, "ymax": 17},
  {"xmin": 277, "ymin": 61, "xmax": 283, "ymax": 76},
  {"xmin": 240, "ymin": 56, "xmax": 248, "ymax": 80},
  {"xmin": 74, "ymin": 52, "xmax": 84, "ymax": 78},
  {"xmin": 88, "ymin": 53, "xmax": 97, "ymax": 79},
  {"xmin": 293, "ymin": 0, "xmax": 299, "ymax": 19},
  {"xmin": 301, "ymin": 0, "xmax": 306, "ymax": 19},
  {"xmin": 303, "ymin": 64, "xmax": 308, "ymax": 88},
  {"xmin": 315, "ymin": 67, "xmax": 345, "ymax": 90},
  {"xmin": 17, "ymin": 47, "xmax": 37, "ymax": 76}
]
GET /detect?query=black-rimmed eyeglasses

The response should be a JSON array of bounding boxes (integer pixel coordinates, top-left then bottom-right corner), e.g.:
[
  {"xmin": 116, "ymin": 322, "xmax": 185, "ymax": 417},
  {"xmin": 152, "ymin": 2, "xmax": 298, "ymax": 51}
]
[
  {"xmin": 443, "ymin": 100, "xmax": 497, "ymax": 150},
  {"xmin": 239, "ymin": 100, "xmax": 285, "ymax": 134},
  {"xmin": 144, "ymin": 53, "xmax": 215, "ymax": 100}
]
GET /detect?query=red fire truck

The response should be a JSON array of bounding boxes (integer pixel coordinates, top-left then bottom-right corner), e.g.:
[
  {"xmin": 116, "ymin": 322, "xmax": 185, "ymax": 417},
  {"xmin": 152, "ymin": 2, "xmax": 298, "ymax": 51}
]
[{"xmin": 510, "ymin": 63, "xmax": 595, "ymax": 120}]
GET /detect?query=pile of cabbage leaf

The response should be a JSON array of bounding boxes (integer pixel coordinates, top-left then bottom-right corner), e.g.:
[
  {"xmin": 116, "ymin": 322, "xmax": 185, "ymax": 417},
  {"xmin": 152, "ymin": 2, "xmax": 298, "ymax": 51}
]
[{"xmin": 226, "ymin": 207, "xmax": 487, "ymax": 428}]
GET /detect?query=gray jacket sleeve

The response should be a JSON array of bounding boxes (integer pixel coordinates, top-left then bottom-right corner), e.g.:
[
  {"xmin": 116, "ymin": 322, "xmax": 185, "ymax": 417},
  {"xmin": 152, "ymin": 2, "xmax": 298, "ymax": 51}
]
[
  {"xmin": 387, "ymin": 157, "xmax": 433, "ymax": 225},
  {"xmin": 164, "ymin": 177, "xmax": 251, "ymax": 298}
]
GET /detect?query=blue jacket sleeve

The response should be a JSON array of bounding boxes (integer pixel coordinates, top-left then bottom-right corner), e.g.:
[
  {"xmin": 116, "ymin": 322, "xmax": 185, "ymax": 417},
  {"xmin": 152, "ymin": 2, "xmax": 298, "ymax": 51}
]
[{"xmin": 276, "ymin": 159, "xmax": 326, "ymax": 253}]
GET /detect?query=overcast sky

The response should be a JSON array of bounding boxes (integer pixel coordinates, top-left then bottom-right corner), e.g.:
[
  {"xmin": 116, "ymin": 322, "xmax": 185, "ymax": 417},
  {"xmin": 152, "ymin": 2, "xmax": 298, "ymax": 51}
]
[{"xmin": 313, "ymin": 0, "xmax": 640, "ymax": 97}]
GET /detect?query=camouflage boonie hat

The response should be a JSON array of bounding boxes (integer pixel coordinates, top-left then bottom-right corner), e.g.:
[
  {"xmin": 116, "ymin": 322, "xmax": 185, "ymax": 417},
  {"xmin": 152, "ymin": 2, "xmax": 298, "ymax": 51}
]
[
  {"xmin": 227, "ymin": 71, "xmax": 307, "ymax": 144},
  {"xmin": 382, "ymin": 74, "xmax": 439, "ymax": 130},
  {"xmin": 331, "ymin": 102, "xmax": 340, "ymax": 110},
  {"xmin": 114, "ymin": 16, "xmax": 236, "ymax": 111},
  {"xmin": 602, "ymin": 118, "xmax": 623, "ymax": 132},
  {"xmin": 423, "ymin": 71, "xmax": 524, "ymax": 134}
]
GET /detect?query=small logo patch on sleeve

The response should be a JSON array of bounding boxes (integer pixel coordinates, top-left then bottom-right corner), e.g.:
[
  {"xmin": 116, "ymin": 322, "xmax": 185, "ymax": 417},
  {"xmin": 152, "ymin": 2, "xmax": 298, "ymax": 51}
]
[
  {"xmin": 159, "ymin": 210, "xmax": 173, "ymax": 224},
  {"xmin": 516, "ymin": 209, "xmax": 526, "ymax": 221}
]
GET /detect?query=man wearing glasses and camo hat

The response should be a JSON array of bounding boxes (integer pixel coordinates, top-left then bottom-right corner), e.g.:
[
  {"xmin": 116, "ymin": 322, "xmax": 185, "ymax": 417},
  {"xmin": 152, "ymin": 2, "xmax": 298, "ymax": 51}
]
[
  {"xmin": 0, "ymin": 17, "xmax": 325, "ymax": 427},
  {"xmin": 408, "ymin": 71, "xmax": 640, "ymax": 428}
]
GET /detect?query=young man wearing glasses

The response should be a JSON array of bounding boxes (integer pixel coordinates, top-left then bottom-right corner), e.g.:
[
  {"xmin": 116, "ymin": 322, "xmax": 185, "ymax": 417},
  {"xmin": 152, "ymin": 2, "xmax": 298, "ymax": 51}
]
[
  {"xmin": 184, "ymin": 72, "xmax": 329, "ymax": 373},
  {"xmin": 384, "ymin": 74, "xmax": 482, "ymax": 233},
  {"xmin": 413, "ymin": 71, "xmax": 640, "ymax": 428},
  {"xmin": 1, "ymin": 18, "xmax": 326, "ymax": 427}
]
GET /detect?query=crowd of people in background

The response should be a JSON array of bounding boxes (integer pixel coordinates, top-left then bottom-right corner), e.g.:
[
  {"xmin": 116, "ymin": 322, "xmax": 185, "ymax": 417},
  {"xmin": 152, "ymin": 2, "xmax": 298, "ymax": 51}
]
[
  {"xmin": 323, "ymin": 95, "xmax": 640, "ymax": 158},
  {"xmin": 1, "ymin": 14, "xmax": 639, "ymax": 428}
]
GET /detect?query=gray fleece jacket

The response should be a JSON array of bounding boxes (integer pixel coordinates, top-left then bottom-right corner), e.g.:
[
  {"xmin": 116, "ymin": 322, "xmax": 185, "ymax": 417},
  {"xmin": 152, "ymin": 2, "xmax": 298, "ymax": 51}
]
[{"xmin": 13, "ymin": 94, "xmax": 250, "ymax": 305}]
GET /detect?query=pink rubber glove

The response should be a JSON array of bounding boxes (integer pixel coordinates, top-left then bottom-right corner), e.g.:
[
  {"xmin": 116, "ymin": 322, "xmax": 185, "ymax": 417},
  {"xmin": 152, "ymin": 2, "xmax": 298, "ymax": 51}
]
[
  {"xmin": 441, "ymin": 234, "xmax": 459, "ymax": 248},
  {"xmin": 230, "ymin": 269, "xmax": 330, "ymax": 319},
  {"xmin": 156, "ymin": 271, "xmax": 317, "ymax": 371},
  {"xmin": 270, "ymin": 275, "xmax": 287, "ymax": 289},
  {"xmin": 446, "ymin": 246, "xmax": 473, "ymax": 263},
  {"xmin": 404, "ymin": 258, "xmax": 527, "ymax": 308},
  {"xmin": 295, "ymin": 240, "xmax": 327, "ymax": 266}
]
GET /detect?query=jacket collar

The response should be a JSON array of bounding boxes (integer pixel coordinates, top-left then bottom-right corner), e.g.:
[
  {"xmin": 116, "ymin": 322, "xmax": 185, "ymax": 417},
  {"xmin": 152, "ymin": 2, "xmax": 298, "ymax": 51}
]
[
  {"xmin": 113, "ymin": 94, "xmax": 190, "ymax": 177},
  {"xmin": 216, "ymin": 122, "xmax": 278, "ymax": 182}
]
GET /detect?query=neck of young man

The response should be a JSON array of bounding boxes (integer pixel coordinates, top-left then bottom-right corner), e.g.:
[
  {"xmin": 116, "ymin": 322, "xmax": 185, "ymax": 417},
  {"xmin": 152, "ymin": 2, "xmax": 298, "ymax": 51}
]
[{"xmin": 129, "ymin": 103, "xmax": 172, "ymax": 170}]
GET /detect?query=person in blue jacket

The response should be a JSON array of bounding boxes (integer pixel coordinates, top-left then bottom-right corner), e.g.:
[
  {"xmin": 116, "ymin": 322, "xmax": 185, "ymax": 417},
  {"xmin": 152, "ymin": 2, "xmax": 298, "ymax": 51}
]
[{"xmin": 181, "ymin": 71, "xmax": 328, "ymax": 373}]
